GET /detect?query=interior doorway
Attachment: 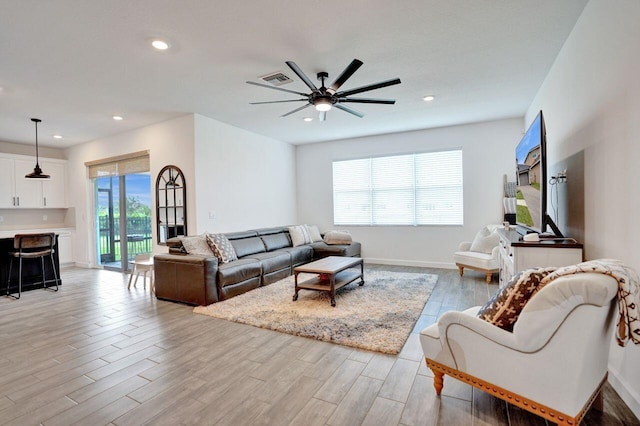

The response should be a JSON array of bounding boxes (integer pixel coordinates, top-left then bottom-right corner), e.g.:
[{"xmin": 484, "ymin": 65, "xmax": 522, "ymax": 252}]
[{"xmin": 95, "ymin": 174, "xmax": 152, "ymax": 271}]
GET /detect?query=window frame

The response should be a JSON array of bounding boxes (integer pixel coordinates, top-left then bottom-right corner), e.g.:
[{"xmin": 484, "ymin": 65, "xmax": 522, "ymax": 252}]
[{"xmin": 332, "ymin": 148, "xmax": 463, "ymax": 227}]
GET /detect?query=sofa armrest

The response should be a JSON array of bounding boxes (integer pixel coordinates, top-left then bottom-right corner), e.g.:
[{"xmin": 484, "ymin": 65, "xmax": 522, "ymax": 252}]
[
  {"xmin": 154, "ymin": 254, "xmax": 219, "ymax": 306},
  {"xmin": 437, "ymin": 310, "xmax": 519, "ymax": 351}
]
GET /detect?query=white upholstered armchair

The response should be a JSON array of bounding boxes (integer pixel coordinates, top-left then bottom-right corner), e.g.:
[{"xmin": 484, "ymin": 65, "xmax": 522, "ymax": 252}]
[
  {"xmin": 420, "ymin": 272, "xmax": 618, "ymax": 425},
  {"xmin": 454, "ymin": 224, "xmax": 501, "ymax": 283}
]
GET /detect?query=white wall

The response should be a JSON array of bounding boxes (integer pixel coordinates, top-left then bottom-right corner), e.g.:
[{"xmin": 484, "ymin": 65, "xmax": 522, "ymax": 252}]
[
  {"xmin": 193, "ymin": 114, "xmax": 297, "ymax": 233},
  {"xmin": 64, "ymin": 115, "xmax": 195, "ymax": 267},
  {"xmin": 296, "ymin": 118, "xmax": 521, "ymax": 267},
  {"xmin": 526, "ymin": 0, "xmax": 640, "ymax": 416}
]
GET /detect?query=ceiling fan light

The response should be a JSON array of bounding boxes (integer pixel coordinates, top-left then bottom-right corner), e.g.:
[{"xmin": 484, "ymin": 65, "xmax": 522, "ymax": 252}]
[
  {"xmin": 315, "ymin": 98, "xmax": 332, "ymax": 112},
  {"xmin": 151, "ymin": 40, "xmax": 170, "ymax": 50}
]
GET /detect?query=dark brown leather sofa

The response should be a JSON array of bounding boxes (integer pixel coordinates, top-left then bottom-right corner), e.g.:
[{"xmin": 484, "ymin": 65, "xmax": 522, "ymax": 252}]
[{"xmin": 153, "ymin": 226, "xmax": 361, "ymax": 306}]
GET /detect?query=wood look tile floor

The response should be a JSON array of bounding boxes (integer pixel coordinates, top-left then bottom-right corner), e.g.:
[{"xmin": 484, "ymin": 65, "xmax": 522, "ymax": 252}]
[{"xmin": 0, "ymin": 265, "xmax": 638, "ymax": 426}]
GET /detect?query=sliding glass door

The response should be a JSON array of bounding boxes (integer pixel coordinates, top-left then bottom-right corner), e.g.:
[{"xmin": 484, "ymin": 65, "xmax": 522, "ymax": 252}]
[{"xmin": 95, "ymin": 174, "xmax": 152, "ymax": 271}]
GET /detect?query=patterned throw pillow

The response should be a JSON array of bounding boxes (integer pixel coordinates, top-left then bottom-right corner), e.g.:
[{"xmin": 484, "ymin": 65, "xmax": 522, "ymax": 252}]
[
  {"xmin": 477, "ymin": 267, "xmax": 557, "ymax": 331},
  {"xmin": 181, "ymin": 234, "xmax": 214, "ymax": 256},
  {"xmin": 288, "ymin": 225, "xmax": 312, "ymax": 247},
  {"xmin": 206, "ymin": 233, "xmax": 238, "ymax": 263}
]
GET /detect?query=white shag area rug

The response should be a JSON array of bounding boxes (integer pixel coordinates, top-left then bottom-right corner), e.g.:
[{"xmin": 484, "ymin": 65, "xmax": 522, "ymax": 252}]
[{"xmin": 193, "ymin": 270, "xmax": 437, "ymax": 354}]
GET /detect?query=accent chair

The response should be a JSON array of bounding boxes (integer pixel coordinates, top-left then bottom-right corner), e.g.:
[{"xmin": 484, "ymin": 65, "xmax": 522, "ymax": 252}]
[
  {"xmin": 420, "ymin": 272, "xmax": 618, "ymax": 425},
  {"xmin": 454, "ymin": 224, "xmax": 501, "ymax": 283}
]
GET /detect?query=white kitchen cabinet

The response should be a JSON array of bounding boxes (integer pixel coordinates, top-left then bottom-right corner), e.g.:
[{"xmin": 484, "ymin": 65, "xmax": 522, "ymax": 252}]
[
  {"xmin": 57, "ymin": 232, "xmax": 74, "ymax": 266},
  {"xmin": 0, "ymin": 154, "xmax": 67, "ymax": 208},
  {"xmin": 0, "ymin": 157, "xmax": 14, "ymax": 208},
  {"xmin": 41, "ymin": 161, "xmax": 67, "ymax": 208},
  {"xmin": 13, "ymin": 159, "xmax": 44, "ymax": 207}
]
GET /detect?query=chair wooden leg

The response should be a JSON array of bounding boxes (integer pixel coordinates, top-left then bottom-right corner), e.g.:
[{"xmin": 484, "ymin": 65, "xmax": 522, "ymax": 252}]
[
  {"xmin": 486, "ymin": 272, "xmax": 492, "ymax": 284},
  {"xmin": 457, "ymin": 265, "xmax": 464, "ymax": 276},
  {"xmin": 432, "ymin": 369, "xmax": 444, "ymax": 395}
]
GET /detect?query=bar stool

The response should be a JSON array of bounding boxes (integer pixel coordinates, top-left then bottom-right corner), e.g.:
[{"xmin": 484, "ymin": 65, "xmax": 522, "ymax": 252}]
[
  {"xmin": 6, "ymin": 233, "xmax": 59, "ymax": 300},
  {"xmin": 127, "ymin": 253, "xmax": 154, "ymax": 293}
]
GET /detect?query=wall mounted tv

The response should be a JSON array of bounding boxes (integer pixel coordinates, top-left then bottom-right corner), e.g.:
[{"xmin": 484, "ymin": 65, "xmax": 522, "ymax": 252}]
[{"xmin": 515, "ymin": 110, "xmax": 563, "ymax": 237}]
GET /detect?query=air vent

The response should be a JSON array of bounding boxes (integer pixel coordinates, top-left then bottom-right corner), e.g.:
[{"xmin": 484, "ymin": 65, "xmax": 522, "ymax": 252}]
[{"xmin": 259, "ymin": 71, "xmax": 293, "ymax": 86}]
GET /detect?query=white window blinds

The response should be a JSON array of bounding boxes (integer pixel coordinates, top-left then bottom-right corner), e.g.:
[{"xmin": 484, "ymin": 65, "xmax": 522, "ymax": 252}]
[{"xmin": 332, "ymin": 149, "xmax": 463, "ymax": 226}]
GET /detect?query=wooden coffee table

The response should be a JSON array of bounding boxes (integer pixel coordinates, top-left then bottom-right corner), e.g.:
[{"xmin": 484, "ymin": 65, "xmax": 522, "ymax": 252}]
[{"xmin": 293, "ymin": 256, "xmax": 364, "ymax": 307}]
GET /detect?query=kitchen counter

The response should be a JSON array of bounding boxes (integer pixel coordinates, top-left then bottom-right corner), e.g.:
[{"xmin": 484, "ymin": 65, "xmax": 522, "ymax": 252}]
[
  {"xmin": 0, "ymin": 230, "xmax": 70, "ymax": 294},
  {"xmin": 0, "ymin": 227, "xmax": 74, "ymax": 239}
]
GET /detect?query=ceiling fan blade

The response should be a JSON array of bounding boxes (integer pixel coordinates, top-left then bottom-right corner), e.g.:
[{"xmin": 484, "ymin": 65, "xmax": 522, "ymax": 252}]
[
  {"xmin": 338, "ymin": 97, "xmax": 396, "ymax": 105},
  {"xmin": 250, "ymin": 99, "xmax": 308, "ymax": 104},
  {"xmin": 334, "ymin": 104, "xmax": 364, "ymax": 118},
  {"xmin": 319, "ymin": 111, "xmax": 327, "ymax": 122},
  {"xmin": 327, "ymin": 59, "xmax": 363, "ymax": 94},
  {"xmin": 281, "ymin": 103, "xmax": 312, "ymax": 117},
  {"xmin": 336, "ymin": 78, "xmax": 401, "ymax": 97},
  {"xmin": 246, "ymin": 81, "xmax": 309, "ymax": 97},
  {"xmin": 285, "ymin": 61, "xmax": 319, "ymax": 92}
]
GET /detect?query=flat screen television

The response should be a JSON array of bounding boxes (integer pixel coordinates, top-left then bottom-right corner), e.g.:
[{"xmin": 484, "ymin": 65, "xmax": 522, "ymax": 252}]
[{"xmin": 515, "ymin": 111, "xmax": 563, "ymax": 237}]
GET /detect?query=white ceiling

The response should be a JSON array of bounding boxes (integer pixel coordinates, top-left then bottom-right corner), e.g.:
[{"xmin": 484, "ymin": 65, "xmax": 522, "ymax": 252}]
[{"xmin": 0, "ymin": 0, "xmax": 588, "ymax": 148}]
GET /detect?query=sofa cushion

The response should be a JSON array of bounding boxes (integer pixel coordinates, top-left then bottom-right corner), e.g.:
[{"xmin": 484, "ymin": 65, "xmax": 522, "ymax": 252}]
[
  {"xmin": 231, "ymin": 236, "xmax": 266, "ymax": 258},
  {"xmin": 477, "ymin": 267, "xmax": 557, "ymax": 331},
  {"xmin": 181, "ymin": 234, "xmax": 214, "ymax": 256},
  {"xmin": 217, "ymin": 258, "xmax": 262, "ymax": 287},
  {"xmin": 226, "ymin": 230, "xmax": 258, "ymax": 240},
  {"xmin": 206, "ymin": 233, "xmax": 238, "ymax": 263},
  {"xmin": 246, "ymin": 251, "xmax": 291, "ymax": 275},
  {"xmin": 288, "ymin": 225, "xmax": 312, "ymax": 247},
  {"xmin": 323, "ymin": 230, "xmax": 353, "ymax": 245},
  {"xmin": 311, "ymin": 241, "xmax": 361, "ymax": 258},
  {"xmin": 261, "ymin": 233, "xmax": 291, "ymax": 252},
  {"xmin": 280, "ymin": 245, "xmax": 314, "ymax": 266},
  {"xmin": 305, "ymin": 224, "xmax": 323, "ymax": 242},
  {"xmin": 254, "ymin": 227, "xmax": 289, "ymax": 236}
]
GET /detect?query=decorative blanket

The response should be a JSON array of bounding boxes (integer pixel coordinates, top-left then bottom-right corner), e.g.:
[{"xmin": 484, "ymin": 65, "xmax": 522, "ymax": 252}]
[{"xmin": 540, "ymin": 259, "xmax": 640, "ymax": 347}]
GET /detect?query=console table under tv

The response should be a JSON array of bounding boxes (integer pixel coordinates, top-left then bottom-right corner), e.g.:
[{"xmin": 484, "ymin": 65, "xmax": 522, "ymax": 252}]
[{"xmin": 497, "ymin": 228, "xmax": 583, "ymax": 289}]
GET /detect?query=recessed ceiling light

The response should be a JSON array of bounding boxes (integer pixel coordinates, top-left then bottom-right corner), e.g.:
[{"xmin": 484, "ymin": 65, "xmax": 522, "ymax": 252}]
[
  {"xmin": 112, "ymin": 115, "xmax": 124, "ymax": 121},
  {"xmin": 423, "ymin": 95, "xmax": 435, "ymax": 102},
  {"xmin": 303, "ymin": 117, "xmax": 313, "ymax": 122},
  {"xmin": 151, "ymin": 40, "xmax": 170, "ymax": 50},
  {"xmin": 53, "ymin": 135, "xmax": 63, "ymax": 139}
]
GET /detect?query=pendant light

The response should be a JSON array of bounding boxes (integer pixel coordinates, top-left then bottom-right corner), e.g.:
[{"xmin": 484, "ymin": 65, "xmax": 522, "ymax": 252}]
[{"xmin": 25, "ymin": 118, "xmax": 50, "ymax": 179}]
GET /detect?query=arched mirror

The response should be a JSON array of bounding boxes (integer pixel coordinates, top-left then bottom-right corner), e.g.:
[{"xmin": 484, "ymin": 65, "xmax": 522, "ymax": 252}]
[{"xmin": 156, "ymin": 165, "xmax": 187, "ymax": 244}]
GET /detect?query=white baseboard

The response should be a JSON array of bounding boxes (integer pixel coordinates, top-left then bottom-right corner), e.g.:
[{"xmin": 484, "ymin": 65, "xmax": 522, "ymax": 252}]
[
  {"xmin": 72, "ymin": 261, "xmax": 93, "ymax": 269},
  {"xmin": 608, "ymin": 365, "xmax": 640, "ymax": 419},
  {"xmin": 363, "ymin": 257, "xmax": 456, "ymax": 269}
]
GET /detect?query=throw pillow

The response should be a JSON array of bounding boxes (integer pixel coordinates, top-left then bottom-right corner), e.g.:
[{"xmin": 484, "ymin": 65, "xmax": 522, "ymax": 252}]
[
  {"xmin": 288, "ymin": 225, "xmax": 312, "ymax": 247},
  {"xmin": 181, "ymin": 234, "xmax": 214, "ymax": 256},
  {"xmin": 206, "ymin": 233, "xmax": 238, "ymax": 264},
  {"xmin": 469, "ymin": 226, "xmax": 499, "ymax": 254},
  {"xmin": 323, "ymin": 230, "xmax": 352, "ymax": 245},
  {"xmin": 305, "ymin": 224, "xmax": 323, "ymax": 242},
  {"xmin": 477, "ymin": 267, "xmax": 557, "ymax": 331}
]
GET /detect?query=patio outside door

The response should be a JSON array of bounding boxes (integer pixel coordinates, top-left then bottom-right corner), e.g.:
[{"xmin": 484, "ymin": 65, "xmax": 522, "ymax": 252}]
[{"xmin": 95, "ymin": 174, "xmax": 152, "ymax": 271}]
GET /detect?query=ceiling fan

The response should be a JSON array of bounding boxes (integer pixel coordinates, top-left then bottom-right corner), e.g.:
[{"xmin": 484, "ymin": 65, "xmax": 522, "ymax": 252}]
[{"xmin": 247, "ymin": 59, "xmax": 401, "ymax": 121}]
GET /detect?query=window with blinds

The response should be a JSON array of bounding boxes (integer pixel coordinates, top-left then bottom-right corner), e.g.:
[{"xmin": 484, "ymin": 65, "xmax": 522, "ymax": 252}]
[
  {"xmin": 85, "ymin": 150, "xmax": 150, "ymax": 178},
  {"xmin": 332, "ymin": 149, "xmax": 463, "ymax": 226}
]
